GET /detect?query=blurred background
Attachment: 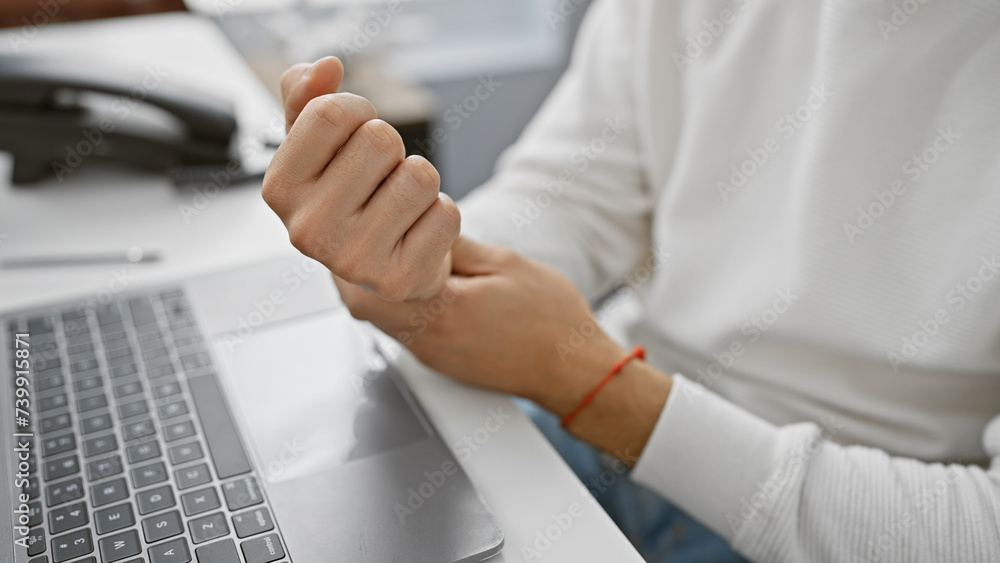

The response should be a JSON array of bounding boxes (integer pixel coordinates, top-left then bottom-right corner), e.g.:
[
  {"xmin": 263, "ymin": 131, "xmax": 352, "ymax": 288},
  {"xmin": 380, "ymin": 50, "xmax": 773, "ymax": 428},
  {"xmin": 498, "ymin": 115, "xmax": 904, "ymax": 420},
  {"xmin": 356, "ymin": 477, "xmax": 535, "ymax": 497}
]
[{"xmin": 0, "ymin": 0, "xmax": 593, "ymax": 198}]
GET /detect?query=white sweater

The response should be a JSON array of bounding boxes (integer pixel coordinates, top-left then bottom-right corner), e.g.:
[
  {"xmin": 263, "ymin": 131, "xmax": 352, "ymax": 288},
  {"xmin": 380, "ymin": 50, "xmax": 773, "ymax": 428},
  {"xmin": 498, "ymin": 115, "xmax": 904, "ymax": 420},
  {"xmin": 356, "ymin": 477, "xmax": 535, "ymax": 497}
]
[{"xmin": 459, "ymin": 1, "xmax": 1000, "ymax": 561}]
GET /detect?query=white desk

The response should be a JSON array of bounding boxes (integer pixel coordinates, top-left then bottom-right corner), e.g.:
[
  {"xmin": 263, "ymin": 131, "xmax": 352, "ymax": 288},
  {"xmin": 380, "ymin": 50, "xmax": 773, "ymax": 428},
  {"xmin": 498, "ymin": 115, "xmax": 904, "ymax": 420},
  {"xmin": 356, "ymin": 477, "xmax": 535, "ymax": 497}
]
[{"xmin": 0, "ymin": 14, "xmax": 643, "ymax": 562}]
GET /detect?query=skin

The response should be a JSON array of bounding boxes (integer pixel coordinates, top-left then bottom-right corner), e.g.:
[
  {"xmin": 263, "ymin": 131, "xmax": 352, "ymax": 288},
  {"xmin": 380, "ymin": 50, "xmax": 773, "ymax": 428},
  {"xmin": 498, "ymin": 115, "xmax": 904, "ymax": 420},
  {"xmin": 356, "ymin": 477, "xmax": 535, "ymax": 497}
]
[{"xmin": 263, "ymin": 56, "xmax": 674, "ymax": 463}]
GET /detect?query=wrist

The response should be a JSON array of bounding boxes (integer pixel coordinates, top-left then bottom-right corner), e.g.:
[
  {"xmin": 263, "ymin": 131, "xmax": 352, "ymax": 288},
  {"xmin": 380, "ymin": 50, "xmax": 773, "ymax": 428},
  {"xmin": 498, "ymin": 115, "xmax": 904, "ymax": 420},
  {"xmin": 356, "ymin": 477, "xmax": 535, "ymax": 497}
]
[
  {"xmin": 569, "ymin": 360, "xmax": 672, "ymax": 463},
  {"xmin": 533, "ymin": 337, "xmax": 673, "ymax": 464},
  {"xmin": 531, "ymin": 334, "xmax": 627, "ymax": 418}
]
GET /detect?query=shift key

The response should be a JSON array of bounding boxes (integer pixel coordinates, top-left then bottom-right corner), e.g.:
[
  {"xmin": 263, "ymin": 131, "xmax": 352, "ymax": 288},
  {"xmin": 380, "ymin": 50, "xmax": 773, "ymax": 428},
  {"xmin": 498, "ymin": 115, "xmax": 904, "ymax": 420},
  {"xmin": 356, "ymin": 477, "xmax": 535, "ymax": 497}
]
[
  {"xmin": 188, "ymin": 374, "xmax": 251, "ymax": 479},
  {"xmin": 223, "ymin": 477, "xmax": 262, "ymax": 511}
]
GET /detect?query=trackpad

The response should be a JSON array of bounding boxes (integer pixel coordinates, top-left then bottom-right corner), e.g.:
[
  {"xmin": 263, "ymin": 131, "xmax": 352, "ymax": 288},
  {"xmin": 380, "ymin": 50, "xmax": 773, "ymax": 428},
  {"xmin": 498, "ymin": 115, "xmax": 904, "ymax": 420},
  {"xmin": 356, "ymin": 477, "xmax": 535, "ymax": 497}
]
[{"xmin": 212, "ymin": 309, "xmax": 429, "ymax": 484}]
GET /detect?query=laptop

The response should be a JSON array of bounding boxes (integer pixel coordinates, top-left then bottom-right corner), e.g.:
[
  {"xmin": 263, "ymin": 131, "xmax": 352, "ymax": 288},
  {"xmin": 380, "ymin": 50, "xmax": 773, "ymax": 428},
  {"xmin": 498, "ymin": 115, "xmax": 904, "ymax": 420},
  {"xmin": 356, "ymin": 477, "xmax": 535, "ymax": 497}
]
[{"xmin": 0, "ymin": 254, "xmax": 504, "ymax": 563}]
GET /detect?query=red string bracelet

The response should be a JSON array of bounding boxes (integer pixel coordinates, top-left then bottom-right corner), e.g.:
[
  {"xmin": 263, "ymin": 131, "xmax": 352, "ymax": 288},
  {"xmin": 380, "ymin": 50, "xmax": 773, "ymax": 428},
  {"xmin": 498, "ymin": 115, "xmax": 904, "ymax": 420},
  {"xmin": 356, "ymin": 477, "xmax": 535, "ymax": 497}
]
[{"xmin": 561, "ymin": 346, "xmax": 646, "ymax": 428}]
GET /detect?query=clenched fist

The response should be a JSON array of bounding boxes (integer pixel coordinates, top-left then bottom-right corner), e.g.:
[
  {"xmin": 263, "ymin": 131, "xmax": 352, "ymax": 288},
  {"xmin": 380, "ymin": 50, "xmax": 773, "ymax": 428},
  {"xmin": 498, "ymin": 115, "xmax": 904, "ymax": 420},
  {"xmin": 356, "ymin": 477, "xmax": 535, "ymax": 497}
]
[{"xmin": 262, "ymin": 56, "xmax": 460, "ymax": 302}]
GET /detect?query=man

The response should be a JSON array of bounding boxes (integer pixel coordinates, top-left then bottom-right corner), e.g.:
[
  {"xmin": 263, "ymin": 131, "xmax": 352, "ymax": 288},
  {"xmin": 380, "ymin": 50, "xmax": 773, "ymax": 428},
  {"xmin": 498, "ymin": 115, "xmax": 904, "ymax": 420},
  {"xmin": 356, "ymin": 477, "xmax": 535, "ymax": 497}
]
[{"xmin": 261, "ymin": 1, "xmax": 1000, "ymax": 561}]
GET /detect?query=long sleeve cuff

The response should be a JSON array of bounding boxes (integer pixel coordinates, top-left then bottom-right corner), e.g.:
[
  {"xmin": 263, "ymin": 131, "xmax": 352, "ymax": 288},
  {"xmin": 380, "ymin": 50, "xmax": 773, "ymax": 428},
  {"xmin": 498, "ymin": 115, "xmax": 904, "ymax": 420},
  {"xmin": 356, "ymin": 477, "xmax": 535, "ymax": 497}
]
[{"xmin": 630, "ymin": 374, "xmax": 815, "ymax": 542}]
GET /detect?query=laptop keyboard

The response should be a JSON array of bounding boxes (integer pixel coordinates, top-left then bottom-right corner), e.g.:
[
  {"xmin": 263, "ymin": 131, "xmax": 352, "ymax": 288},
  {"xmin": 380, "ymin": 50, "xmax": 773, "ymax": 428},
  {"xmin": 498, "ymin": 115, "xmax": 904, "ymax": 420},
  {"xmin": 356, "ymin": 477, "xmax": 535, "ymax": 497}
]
[{"xmin": 6, "ymin": 289, "xmax": 288, "ymax": 563}]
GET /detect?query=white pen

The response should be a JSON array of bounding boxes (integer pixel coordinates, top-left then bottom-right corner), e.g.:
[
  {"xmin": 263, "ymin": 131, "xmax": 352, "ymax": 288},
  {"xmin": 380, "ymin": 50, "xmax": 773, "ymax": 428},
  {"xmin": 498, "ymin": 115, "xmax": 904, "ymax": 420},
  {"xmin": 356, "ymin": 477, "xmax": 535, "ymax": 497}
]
[{"xmin": 0, "ymin": 247, "xmax": 161, "ymax": 269}]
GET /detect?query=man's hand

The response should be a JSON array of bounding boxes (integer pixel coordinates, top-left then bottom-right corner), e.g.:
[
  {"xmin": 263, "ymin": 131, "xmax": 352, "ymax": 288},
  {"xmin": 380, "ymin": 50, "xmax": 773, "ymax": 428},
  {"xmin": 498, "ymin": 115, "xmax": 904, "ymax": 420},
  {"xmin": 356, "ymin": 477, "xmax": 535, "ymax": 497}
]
[
  {"xmin": 338, "ymin": 236, "xmax": 673, "ymax": 461},
  {"xmin": 263, "ymin": 57, "xmax": 460, "ymax": 302},
  {"xmin": 337, "ymin": 236, "xmax": 627, "ymax": 404}
]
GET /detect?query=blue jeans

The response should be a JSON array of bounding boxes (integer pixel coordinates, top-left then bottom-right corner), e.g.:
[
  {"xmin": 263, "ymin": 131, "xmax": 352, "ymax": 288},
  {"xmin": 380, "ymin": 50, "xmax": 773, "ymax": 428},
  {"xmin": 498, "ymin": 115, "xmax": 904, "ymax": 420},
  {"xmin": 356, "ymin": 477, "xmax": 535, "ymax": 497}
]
[{"xmin": 516, "ymin": 399, "xmax": 749, "ymax": 563}]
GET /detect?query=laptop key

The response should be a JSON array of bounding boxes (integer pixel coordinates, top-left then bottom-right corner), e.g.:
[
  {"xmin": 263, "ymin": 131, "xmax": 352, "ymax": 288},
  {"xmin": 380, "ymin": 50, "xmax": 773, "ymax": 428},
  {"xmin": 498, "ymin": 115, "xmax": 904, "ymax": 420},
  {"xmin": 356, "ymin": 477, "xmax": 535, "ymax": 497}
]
[
  {"xmin": 25, "ymin": 527, "xmax": 45, "ymax": 556},
  {"xmin": 111, "ymin": 363, "xmax": 137, "ymax": 378},
  {"xmin": 164, "ymin": 420, "xmax": 196, "ymax": 442},
  {"xmin": 67, "ymin": 341, "xmax": 94, "ymax": 355},
  {"xmin": 138, "ymin": 330, "xmax": 164, "ymax": 344},
  {"xmin": 137, "ymin": 485, "xmax": 176, "ymax": 515},
  {"xmin": 181, "ymin": 486, "xmax": 220, "ymax": 516},
  {"xmin": 189, "ymin": 512, "xmax": 229, "ymax": 544},
  {"xmin": 194, "ymin": 538, "xmax": 241, "ymax": 563},
  {"xmin": 113, "ymin": 380, "xmax": 143, "ymax": 398},
  {"xmin": 96, "ymin": 304, "xmax": 122, "ymax": 325},
  {"xmin": 73, "ymin": 376, "xmax": 103, "ymax": 393},
  {"xmin": 91, "ymin": 477, "xmax": 129, "ymax": 507},
  {"xmin": 27, "ymin": 315, "xmax": 54, "ymax": 334},
  {"xmin": 81, "ymin": 412, "xmax": 113, "ymax": 434},
  {"xmin": 153, "ymin": 381, "xmax": 182, "ymax": 399},
  {"xmin": 173, "ymin": 334, "xmax": 202, "ymax": 349},
  {"xmin": 94, "ymin": 502, "xmax": 136, "ymax": 535},
  {"xmin": 152, "ymin": 374, "xmax": 180, "ymax": 387},
  {"xmin": 48, "ymin": 502, "xmax": 88, "ymax": 535},
  {"xmin": 36, "ymin": 374, "xmax": 65, "ymax": 392},
  {"xmin": 107, "ymin": 346, "xmax": 133, "ymax": 360},
  {"xmin": 188, "ymin": 374, "xmax": 251, "ymax": 479},
  {"xmin": 175, "ymin": 463, "xmax": 211, "ymax": 490},
  {"xmin": 168, "ymin": 442, "xmax": 203, "ymax": 465},
  {"xmin": 149, "ymin": 363, "xmax": 175, "ymax": 378},
  {"xmin": 240, "ymin": 533, "xmax": 284, "ymax": 563},
  {"xmin": 123, "ymin": 419, "xmax": 156, "ymax": 441},
  {"xmin": 26, "ymin": 501, "xmax": 43, "ymax": 526},
  {"xmin": 64, "ymin": 322, "xmax": 90, "ymax": 338},
  {"xmin": 38, "ymin": 393, "xmax": 68, "ymax": 412},
  {"xmin": 98, "ymin": 529, "xmax": 142, "ymax": 562},
  {"xmin": 126, "ymin": 441, "xmax": 161, "ymax": 464},
  {"xmin": 77, "ymin": 394, "xmax": 108, "ymax": 413},
  {"xmin": 35, "ymin": 355, "xmax": 61, "ymax": 372},
  {"xmin": 35, "ymin": 364, "xmax": 62, "ymax": 380},
  {"xmin": 87, "ymin": 455, "xmax": 124, "ymax": 481},
  {"xmin": 158, "ymin": 401, "xmax": 188, "ymax": 420},
  {"xmin": 22, "ymin": 477, "xmax": 40, "ymax": 500},
  {"xmin": 131, "ymin": 461, "xmax": 169, "ymax": 488},
  {"xmin": 142, "ymin": 510, "xmax": 184, "ymax": 543},
  {"xmin": 181, "ymin": 352, "xmax": 210, "ymax": 370},
  {"xmin": 148, "ymin": 537, "xmax": 191, "ymax": 563},
  {"xmin": 24, "ymin": 453, "xmax": 38, "ymax": 476},
  {"xmin": 42, "ymin": 434, "xmax": 75, "ymax": 457},
  {"xmin": 222, "ymin": 476, "xmax": 262, "ymax": 511},
  {"xmin": 101, "ymin": 347, "xmax": 126, "ymax": 361},
  {"xmin": 71, "ymin": 358, "xmax": 99, "ymax": 373},
  {"xmin": 232, "ymin": 507, "xmax": 274, "ymax": 538},
  {"xmin": 144, "ymin": 347, "xmax": 170, "ymax": 362},
  {"xmin": 129, "ymin": 297, "xmax": 157, "ymax": 326},
  {"xmin": 45, "ymin": 477, "xmax": 84, "ymax": 506},
  {"xmin": 43, "ymin": 455, "xmax": 79, "ymax": 481},
  {"xmin": 118, "ymin": 400, "xmax": 149, "ymax": 419},
  {"xmin": 83, "ymin": 435, "xmax": 118, "ymax": 458},
  {"xmin": 102, "ymin": 330, "xmax": 127, "ymax": 345},
  {"xmin": 51, "ymin": 528, "xmax": 93, "ymax": 562}
]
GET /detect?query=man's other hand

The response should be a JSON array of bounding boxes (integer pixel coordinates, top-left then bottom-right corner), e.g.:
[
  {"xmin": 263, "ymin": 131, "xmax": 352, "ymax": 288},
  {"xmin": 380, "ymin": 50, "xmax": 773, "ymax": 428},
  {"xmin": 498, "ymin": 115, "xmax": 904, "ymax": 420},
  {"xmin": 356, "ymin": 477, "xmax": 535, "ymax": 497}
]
[
  {"xmin": 263, "ymin": 56, "xmax": 460, "ymax": 302},
  {"xmin": 335, "ymin": 236, "xmax": 629, "ymax": 413}
]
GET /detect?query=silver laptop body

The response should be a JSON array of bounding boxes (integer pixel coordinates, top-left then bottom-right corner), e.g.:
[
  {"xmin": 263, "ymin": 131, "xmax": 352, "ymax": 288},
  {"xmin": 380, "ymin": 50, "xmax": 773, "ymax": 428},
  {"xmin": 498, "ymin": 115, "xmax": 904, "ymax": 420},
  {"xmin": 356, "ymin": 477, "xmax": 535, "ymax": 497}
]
[{"xmin": 0, "ymin": 255, "xmax": 504, "ymax": 562}]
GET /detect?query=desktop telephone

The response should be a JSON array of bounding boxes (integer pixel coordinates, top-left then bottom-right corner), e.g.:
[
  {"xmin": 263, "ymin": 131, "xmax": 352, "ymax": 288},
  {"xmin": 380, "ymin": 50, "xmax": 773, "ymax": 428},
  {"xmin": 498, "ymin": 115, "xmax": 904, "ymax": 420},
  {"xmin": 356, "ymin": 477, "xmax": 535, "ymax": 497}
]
[{"xmin": 0, "ymin": 54, "xmax": 239, "ymax": 184}]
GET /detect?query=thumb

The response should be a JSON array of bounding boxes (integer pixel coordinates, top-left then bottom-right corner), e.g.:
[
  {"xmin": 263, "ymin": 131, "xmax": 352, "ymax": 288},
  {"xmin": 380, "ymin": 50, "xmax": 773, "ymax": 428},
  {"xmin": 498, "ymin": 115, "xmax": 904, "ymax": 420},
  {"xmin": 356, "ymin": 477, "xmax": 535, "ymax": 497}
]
[
  {"xmin": 282, "ymin": 56, "xmax": 345, "ymax": 132},
  {"xmin": 450, "ymin": 236, "xmax": 511, "ymax": 276}
]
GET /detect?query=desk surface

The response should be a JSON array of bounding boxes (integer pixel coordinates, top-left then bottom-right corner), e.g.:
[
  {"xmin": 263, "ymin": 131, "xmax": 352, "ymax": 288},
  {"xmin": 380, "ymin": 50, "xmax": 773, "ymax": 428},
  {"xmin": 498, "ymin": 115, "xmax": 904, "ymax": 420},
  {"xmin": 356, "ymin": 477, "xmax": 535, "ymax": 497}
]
[{"xmin": 0, "ymin": 13, "xmax": 643, "ymax": 562}]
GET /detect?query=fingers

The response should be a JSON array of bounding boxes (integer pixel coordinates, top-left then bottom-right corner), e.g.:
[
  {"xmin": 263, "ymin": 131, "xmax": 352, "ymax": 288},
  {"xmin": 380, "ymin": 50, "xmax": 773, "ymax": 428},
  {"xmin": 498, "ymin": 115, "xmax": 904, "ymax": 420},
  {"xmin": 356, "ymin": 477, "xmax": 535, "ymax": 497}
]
[
  {"xmin": 263, "ymin": 93, "xmax": 378, "ymax": 215},
  {"xmin": 364, "ymin": 156, "xmax": 442, "ymax": 246},
  {"xmin": 281, "ymin": 56, "xmax": 345, "ymax": 132},
  {"xmin": 317, "ymin": 119, "xmax": 406, "ymax": 213},
  {"xmin": 449, "ymin": 236, "xmax": 514, "ymax": 276},
  {"xmin": 397, "ymin": 194, "xmax": 462, "ymax": 293},
  {"xmin": 263, "ymin": 59, "xmax": 461, "ymax": 303}
]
